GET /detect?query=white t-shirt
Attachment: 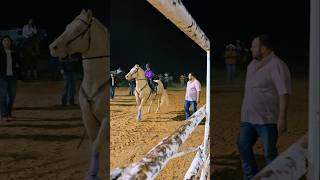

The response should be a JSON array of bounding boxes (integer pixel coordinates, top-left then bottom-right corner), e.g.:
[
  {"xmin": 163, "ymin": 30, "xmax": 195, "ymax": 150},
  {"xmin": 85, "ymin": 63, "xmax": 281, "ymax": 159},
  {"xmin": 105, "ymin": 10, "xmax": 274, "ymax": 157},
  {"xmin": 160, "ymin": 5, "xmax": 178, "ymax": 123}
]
[
  {"xmin": 5, "ymin": 49, "xmax": 13, "ymax": 76},
  {"xmin": 185, "ymin": 79, "xmax": 201, "ymax": 101}
]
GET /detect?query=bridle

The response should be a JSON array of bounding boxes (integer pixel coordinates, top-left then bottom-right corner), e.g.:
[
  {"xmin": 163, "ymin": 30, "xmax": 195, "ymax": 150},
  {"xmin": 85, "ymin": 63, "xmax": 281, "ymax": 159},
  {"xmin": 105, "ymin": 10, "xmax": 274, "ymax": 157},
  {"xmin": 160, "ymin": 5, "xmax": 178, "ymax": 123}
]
[
  {"xmin": 128, "ymin": 67, "xmax": 147, "ymax": 81},
  {"xmin": 64, "ymin": 17, "xmax": 110, "ymax": 60}
]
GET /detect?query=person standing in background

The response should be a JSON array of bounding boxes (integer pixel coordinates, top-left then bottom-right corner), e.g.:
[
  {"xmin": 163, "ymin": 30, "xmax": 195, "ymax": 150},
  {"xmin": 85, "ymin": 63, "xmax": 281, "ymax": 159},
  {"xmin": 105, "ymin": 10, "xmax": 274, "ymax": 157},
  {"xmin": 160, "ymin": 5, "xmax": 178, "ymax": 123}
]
[
  {"xmin": 110, "ymin": 73, "xmax": 117, "ymax": 99},
  {"xmin": 0, "ymin": 36, "xmax": 20, "ymax": 122},
  {"xmin": 128, "ymin": 79, "xmax": 135, "ymax": 96},
  {"xmin": 184, "ymin": 72, "xmax": 201, "ymax": 119},
  {"xmin": 60, "ymin": 56, "xmax": 78, "ymax": 106},
  {"xmin": 237, "ymin": 35, "xmax": 291, "ymax": 180},
  {"xmin": 180, "ymin": 74, "xmax": 186, "ymax": 87},
  {"xmin": 224, "ymin": 44, "xmax": 237, "ymax": 82}
]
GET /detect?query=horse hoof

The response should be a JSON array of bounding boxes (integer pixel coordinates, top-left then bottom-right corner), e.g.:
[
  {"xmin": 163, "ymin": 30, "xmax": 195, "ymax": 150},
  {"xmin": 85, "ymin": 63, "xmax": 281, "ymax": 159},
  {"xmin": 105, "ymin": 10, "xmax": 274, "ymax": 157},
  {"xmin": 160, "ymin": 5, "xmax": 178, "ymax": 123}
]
[
  {"xmin": 137, "ymin": 111, "xmax": 142, "ymax": 121},
  {"xmin": 137, "ymin": 117, "xmax": 141, "ymax": 122},
  {"xmin": 86, "ymin": 175, "xmax": 100, "ymax": 180}
]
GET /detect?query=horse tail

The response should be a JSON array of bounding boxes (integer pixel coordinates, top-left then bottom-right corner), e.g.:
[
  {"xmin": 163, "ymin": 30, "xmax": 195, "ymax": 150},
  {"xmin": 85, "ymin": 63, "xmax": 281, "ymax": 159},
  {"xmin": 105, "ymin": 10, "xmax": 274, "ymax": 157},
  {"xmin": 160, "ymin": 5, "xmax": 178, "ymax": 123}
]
[
  {"xmin": 160, "ymin": 89, "xmax": 169, "ymax": 107},
  {"xmin": 153, "ymin": 80, "xmax": 169, "ymax": 107}
]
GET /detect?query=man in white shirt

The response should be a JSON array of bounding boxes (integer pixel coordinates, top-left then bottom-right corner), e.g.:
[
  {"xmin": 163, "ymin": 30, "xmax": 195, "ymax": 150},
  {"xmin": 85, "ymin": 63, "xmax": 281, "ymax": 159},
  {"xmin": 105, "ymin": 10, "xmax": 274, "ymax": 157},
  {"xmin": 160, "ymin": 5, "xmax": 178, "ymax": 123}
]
[{"xmin": 184, "ymin": 72, "xmax": 201, "ymax": 119}]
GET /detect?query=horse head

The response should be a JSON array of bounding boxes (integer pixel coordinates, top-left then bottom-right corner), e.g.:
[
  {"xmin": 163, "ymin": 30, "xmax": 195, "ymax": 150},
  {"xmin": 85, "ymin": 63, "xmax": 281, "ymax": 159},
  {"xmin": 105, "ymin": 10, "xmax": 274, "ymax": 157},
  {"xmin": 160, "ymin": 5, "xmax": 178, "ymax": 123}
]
[
  {"xmin": 125, "ymin": 64, "xmax": 144, "ymax": 80},
  {"xmin": 49, "ymin": 9, "xmax": 93, "ymax": 58}
]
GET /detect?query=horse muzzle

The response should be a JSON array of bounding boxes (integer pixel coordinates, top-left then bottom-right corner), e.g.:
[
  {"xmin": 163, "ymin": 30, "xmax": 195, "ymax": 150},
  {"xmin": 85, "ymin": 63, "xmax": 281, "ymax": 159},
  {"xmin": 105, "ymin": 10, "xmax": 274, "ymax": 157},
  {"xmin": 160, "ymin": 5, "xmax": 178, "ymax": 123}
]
[{"xmin": 49, "ymin": 40, "xmax": 68, "ymax": 58}]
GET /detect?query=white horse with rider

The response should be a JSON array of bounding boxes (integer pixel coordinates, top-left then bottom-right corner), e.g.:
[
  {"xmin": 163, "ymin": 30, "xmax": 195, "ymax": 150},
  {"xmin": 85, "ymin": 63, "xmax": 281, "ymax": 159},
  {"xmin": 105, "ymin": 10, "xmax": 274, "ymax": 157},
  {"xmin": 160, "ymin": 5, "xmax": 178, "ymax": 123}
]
[{"xmin": 125, "ymin": 64, "xmax": 169, "ymax": 121}]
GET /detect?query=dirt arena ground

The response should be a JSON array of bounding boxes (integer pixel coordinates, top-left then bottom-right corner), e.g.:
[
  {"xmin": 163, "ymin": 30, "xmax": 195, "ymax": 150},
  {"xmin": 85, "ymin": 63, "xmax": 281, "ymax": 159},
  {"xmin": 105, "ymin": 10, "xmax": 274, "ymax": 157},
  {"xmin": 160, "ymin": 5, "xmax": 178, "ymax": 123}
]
[
  {"xmin": 0, "ymin": 81, "xmax": 90, "ymax": 180},
  {"xmin": 211, "ymin": 69, "xmax": 308, "ymax": 179},
  {"xmin": 0, "ymin": 81, "xmax": 207, "ymax": 180},
  {"xmin": 0, "ymin": 70, "xmax": 308, "ymax": 180},
  {"xmin": 110, "ymin": 87, "xmax": 207, "ymax": 180}
]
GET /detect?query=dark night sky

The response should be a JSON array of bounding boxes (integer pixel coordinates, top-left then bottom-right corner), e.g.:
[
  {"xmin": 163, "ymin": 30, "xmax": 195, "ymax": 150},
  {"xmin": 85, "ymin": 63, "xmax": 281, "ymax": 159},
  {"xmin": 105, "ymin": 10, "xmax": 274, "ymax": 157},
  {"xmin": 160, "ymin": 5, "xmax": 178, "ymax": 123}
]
[
  {"xmin": 111, "ymin": 0, "xmax": 310, "ymax": 80},
  {"xmin": 0, "ymin": 0, "xmax": 109, "ymax": 39},
  {"xmin": 0, "ymin": 0, "xmax": 310, "ymax": 80}
]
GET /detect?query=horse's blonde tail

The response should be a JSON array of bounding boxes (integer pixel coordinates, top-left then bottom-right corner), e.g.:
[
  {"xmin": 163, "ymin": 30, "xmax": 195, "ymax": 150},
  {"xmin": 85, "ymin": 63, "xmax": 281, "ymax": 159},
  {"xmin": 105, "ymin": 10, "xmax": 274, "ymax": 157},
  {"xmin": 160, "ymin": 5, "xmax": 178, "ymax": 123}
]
[{"xmin": 160, "ymin": 90, "xmax": 169, "ymax": 107}]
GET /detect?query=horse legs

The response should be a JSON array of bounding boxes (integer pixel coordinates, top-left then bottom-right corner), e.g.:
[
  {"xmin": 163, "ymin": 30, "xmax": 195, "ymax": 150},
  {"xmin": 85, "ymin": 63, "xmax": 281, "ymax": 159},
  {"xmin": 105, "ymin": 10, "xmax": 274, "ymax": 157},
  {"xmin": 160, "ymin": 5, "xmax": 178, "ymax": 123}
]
[
  {"xmin": 135, "ymin": 96, "xmax": 140, "ymax": 106},
  {"xmin": 92, "ymin": 117, "xmax": 107, "ymax": 180},
  {"xmin": 147, "ymin": 100, "xmax": 152, "ymax": 113},
  {"xmin": 155, "ymin": 98, "xmax": 161, "ymax": 113},
  {"xmin": 137, "ymin": 98, "xmax": 145, "ymax": 121},
  {"xmin": 82, "ymin": 111, "xmax": 100, "ymax": 179}
]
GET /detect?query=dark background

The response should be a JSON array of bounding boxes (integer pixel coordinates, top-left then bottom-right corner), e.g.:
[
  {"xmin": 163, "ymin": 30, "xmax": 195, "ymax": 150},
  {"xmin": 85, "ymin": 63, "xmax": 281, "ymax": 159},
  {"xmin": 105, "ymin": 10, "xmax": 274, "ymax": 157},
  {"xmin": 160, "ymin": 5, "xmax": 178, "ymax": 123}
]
[
  {"xmin": 0, "ymin": 0, "xmax": 109, "ymax": 33},
  {"xmin": 0, "ymin": 0, "xmax": 310, "ymax": 80},
  {"xmin": 0, "ymin": 0, "xmax": 109, "ymax": 53},
  {"xmin": 110, "ymin": 0, "xmax": 310, "ymax": 81}
]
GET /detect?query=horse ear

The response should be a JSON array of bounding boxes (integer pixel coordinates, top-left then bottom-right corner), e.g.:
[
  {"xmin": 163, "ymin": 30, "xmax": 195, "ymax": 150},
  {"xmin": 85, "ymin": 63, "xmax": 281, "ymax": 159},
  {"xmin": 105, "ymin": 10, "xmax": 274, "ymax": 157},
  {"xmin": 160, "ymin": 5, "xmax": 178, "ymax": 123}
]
[
  {"xmin": 80, "ymin": 9, "xmax": 86, "ymax": 15},
  {"xmin": 87, "ymin": 9, "xmax": 93, "ymax": 20}
]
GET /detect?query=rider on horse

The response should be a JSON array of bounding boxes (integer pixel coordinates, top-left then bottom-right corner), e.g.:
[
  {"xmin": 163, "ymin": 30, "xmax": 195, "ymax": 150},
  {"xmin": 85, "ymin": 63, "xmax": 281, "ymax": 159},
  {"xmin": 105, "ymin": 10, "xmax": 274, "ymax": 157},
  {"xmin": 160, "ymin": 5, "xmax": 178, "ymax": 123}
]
[{"xmin": 144, "ymin": 63, "xmax": 157, "ymax": 93}]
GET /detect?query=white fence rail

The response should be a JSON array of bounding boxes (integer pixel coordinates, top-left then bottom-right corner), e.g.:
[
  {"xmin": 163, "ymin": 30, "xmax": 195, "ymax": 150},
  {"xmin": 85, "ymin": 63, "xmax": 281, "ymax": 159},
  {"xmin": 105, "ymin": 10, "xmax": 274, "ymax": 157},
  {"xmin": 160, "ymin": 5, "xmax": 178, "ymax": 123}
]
[
  {"xmin": 111, "ymin": 105, "xmax": 209, "ymax": 179},
  {"xmin": 253, "ymin": 134, "xmax": 308, "ymax": 180}
]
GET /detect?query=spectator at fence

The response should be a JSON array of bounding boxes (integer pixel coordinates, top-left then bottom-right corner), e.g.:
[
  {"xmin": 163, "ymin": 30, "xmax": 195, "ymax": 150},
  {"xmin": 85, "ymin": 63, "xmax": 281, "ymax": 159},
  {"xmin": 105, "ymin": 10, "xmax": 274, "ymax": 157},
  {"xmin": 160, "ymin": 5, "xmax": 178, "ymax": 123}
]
[
  {"xmin": 0, "ymin": 35, "xmax": 20, "ymax": 122},
  {"xmin": 158, "ymin": 74, "xmax": 163, "ymax": 82},
  {"xmin": 184, "ymin": 72, "xmax": 201, "ymax": 119},
  {"xmin": 163, "ymin": 73, "xmax": 170, "ymax": 89},
  {"xmin": 224, "ymin": 44, "xmax": 237, "ymax": 82},
  {"xmin": 237, "ymin": 35, "xmax": 291, "ymax": 180},
  {"xmin": 180, "ymin": 74, "xmax": 186, "ymax": 87}
]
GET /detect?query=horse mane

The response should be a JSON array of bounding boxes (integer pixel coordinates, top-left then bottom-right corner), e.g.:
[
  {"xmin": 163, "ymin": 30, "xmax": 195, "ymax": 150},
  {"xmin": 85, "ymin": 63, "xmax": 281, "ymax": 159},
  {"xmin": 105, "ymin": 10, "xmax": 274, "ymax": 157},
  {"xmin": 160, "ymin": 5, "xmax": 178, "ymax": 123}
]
[{"xmin": 92, "ymin": 17, "xmax": 109, "ymax": 36}]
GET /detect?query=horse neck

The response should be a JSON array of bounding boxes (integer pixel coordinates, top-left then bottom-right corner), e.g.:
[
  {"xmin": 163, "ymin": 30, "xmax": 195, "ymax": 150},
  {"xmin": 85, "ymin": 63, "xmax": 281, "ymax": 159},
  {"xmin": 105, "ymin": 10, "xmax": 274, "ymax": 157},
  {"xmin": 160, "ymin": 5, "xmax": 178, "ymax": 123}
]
[
  {"xmin": 82, "ymin": 18, "xmax": 109, "ymax": 59},
  {"xmin": 81, "ymin": 19, "xmax": 109, "ymax": 88},
  {"xmin": 135, "ymin": 69, "xmax": 147, "ymax": 89}
]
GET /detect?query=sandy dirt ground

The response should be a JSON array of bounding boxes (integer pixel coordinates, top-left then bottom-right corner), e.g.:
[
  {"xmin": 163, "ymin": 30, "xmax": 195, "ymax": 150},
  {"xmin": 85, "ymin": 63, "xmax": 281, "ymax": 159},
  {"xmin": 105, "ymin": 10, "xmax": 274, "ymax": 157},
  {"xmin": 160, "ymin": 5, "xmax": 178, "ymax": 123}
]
[
  {"xmin": 0, "ymin": 81, "xmax": 91, "ymax": 180},
  {"xmin": 110, "ymin": 87, "xmax": 207, "ymax": 180},
  {"xmin": 0, "ymin": 70, "xmax": 308, "ymax": 180},
  {"xmin": 211, "ymin": 69, "xmax": 308, "ymax": 180}
]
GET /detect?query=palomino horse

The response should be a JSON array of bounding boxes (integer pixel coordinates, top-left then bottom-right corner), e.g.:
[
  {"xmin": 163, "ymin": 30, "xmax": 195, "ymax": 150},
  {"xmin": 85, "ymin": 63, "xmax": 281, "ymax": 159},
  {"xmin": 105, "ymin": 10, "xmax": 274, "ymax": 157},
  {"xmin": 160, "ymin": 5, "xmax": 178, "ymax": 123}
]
[
  {"xmin": 125, "ymin": 65, "xmax": 169, "ymax": 121},
  {"xmin": 49, "ymin": 10, "xmax": 109, "ymax": 180}
]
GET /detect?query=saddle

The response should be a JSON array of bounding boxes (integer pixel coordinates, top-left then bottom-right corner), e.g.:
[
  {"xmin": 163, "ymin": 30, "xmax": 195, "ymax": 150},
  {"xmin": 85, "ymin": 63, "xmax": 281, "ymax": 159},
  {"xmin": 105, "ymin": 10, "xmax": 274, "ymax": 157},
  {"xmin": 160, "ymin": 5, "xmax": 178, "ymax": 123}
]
[{"xmin": 147, "ymin": 80, "xmax": 158, "ymax": 94}]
